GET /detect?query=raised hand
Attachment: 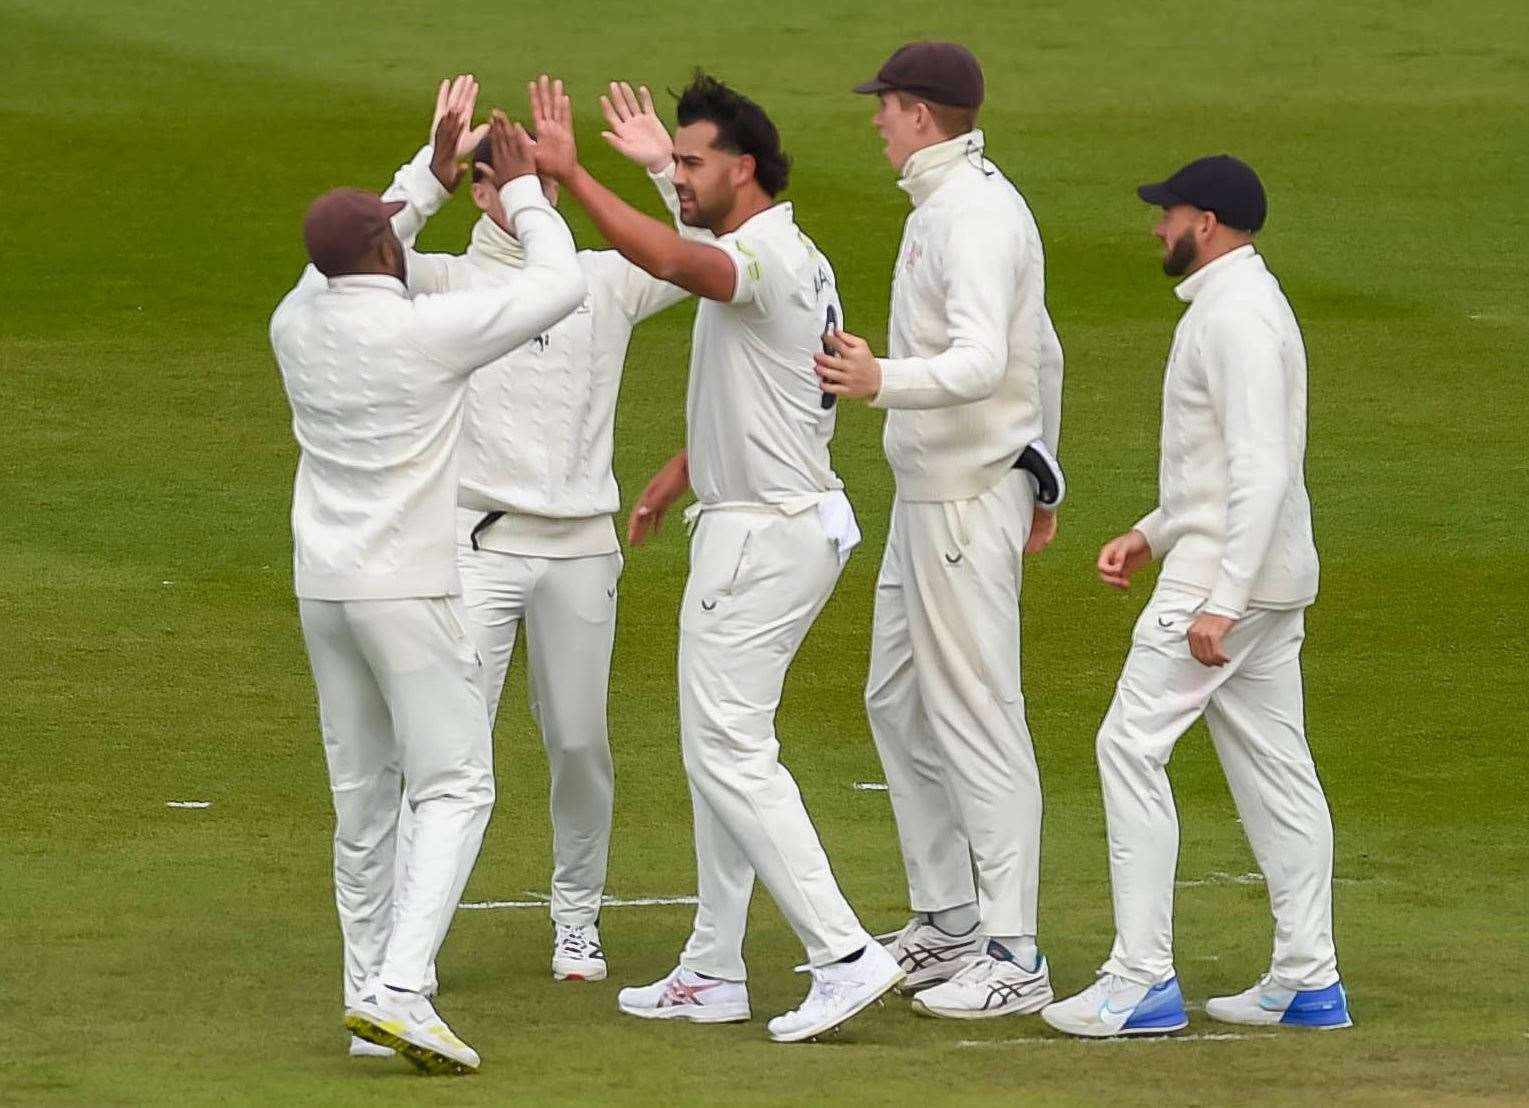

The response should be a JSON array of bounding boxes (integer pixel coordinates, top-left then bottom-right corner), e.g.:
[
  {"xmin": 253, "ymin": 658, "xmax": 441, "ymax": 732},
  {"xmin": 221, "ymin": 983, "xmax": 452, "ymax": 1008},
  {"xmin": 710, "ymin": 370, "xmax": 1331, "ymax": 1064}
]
[
  {"xmin": 529, "ymin": 74, "xmax": 579, "ymax": 182},
  {"xmin": 429, "ymin": 74, "xmax": 489, "ymax": 192},
  {"xmin": 475, "ymin": 110, "xmax": 536, "ymax": 190},
  {"xmin": 600, "ymin": 81, "xmax": 672, "ymax": 173}
]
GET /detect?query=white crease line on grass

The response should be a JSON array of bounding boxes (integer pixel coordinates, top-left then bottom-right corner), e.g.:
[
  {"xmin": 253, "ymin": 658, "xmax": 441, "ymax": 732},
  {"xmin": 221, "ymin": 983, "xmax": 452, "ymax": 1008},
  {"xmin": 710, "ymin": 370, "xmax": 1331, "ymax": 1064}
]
[
  {"xmin": 853, "ymin": 782, "xmax": 889, "ymax": 791},
  {"xmin": 460, "ymin": 894, "xmax": 698, "ymax": 911},
  {"xmin": 957, "ymin": 1032, "xmax": 1276, "ymax": 1048},
  {"xmin": 166, "ymin": 801, "xmax": 211, "ymax": 809},
  {"xmin": 1176, "ymin": 871, "xmax": 1264, "ymax": 888}
]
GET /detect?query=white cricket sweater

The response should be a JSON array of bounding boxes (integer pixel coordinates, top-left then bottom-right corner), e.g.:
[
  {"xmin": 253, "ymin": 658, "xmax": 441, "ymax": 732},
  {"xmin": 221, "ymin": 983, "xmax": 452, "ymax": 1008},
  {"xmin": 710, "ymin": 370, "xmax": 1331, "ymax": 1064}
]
[
  {"xmin": 384, "ymin": 161, "xmax": 693, "ymax": 557},
  {"xmin": 1135, "ymin": 245, "xmax": 1320, "ymax": 618},
  {"xmin": 271, "ymin": 153, "xmax": 586, "ymax": 600},
  {"xmin": 873, "ymin": 130, "xmax": 1064, "ymax": 502}
]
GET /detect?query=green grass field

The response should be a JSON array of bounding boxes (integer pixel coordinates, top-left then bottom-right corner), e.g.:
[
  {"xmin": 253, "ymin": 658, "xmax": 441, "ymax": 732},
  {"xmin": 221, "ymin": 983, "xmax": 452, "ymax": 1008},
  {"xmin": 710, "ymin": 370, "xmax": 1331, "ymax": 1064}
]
[{"xmin": 3, "ymin": 1, "xmax": 1528, "ymax": 1103}]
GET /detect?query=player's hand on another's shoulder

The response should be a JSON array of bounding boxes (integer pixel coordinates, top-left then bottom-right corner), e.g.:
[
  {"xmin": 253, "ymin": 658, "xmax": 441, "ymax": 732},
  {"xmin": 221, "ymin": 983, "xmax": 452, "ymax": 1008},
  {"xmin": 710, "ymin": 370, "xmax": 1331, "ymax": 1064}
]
[
  {"xmin": 1024, "ymin": 507, "xmax": 1057, "ymax": 555},
  {"xmin": 477, "ymin": 110, "xmax": 536, "ymax": 189},
  {"xmin": 1097, "ymin": 528, "xmax": 1151, "ymax": 589},
  {"xmin": 600, "ymin": 81, "xmax": 672, "ymax": 173},
  {"xmin": 529, "ymin": 74, "xmax": 579, "ymax": 182},
  {"xmin": 429, "ymin": 74, "xmax": 489, "ymax": 192}
]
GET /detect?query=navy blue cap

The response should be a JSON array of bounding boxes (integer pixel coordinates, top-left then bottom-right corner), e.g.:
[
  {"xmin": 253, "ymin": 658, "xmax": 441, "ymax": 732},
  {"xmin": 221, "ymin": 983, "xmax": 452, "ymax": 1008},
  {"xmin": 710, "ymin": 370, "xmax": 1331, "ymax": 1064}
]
[{"xmin": 1137, "ymin": 154, "xmax": 1267, "ymax": 232}]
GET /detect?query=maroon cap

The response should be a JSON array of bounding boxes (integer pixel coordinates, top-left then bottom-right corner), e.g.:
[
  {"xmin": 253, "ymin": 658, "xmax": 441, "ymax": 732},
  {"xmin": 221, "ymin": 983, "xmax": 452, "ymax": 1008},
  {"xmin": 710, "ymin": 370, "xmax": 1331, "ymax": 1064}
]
[
  {"xmin": 302, "ymin": 188, "xmax": 406, "ymax": 277},
  {"xmin": 853, "ymin": 41, "xmax": 984, "ymax": 109}
]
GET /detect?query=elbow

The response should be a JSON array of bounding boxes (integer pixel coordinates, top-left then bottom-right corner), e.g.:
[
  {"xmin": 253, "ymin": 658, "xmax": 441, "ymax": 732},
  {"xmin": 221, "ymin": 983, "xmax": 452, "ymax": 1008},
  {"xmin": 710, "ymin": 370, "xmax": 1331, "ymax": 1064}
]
[
  {"xmin": 547, "ymin": 265, "xmax": 588, "ymax": 318},
  {"xmin": 649, "ymin": 251, "xmax": 686, "ymax": 287},
  {"xmin": 958, "ymin": 349, "xmax": 1007, "ymax": 402}
]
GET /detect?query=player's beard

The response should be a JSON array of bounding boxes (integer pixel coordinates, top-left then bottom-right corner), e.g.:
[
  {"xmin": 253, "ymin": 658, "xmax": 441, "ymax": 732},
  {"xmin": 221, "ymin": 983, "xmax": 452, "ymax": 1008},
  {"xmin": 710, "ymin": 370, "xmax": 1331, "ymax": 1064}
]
[
  {"xmin": 1161, "ymin": 228, "xmax": 1199, "ymax": 277},
  {"xmin": 680, "ymin": 181, "xmax": 731, "ymax": 234}
]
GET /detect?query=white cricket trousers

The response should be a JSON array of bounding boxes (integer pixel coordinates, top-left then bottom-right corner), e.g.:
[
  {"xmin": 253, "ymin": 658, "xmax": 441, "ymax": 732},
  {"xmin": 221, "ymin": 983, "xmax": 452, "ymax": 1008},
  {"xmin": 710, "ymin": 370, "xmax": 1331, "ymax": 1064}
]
[
  {"xmin": 458, "ymin": 541, "xmax": 620, "ymax": 926},
  {"xmin": 1097, "ymin": 584, "xmax": 1339, "ymax": 989},
  {"xmin": 676, "ymin": 507, "xmax": 873, "ymax": 980},
  {"xmin": 299, "ymin": 596, "xmax": 495, "ymax": 1004},
  {"xmin": 864, "ymin": 470, "xmax": 1042, "ymax": 939}
]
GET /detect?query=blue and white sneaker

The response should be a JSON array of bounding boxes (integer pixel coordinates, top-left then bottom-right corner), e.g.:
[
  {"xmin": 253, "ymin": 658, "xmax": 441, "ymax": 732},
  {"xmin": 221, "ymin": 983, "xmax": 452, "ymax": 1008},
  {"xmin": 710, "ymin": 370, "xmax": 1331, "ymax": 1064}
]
[
  {"xmin": 1040, "ymin": 972, "xmax": 1189, "ymax": 1038},
  {"xmin": 1205, "ymin": 974, "xmax": 1352, "ymax": 1029}
]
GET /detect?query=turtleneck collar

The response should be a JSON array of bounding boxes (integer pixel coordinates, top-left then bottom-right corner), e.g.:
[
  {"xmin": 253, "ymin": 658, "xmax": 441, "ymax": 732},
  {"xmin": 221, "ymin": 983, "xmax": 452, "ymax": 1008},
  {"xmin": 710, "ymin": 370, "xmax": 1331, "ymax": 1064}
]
[
  {"xmin": 466, "ymin": 214, "xmax": 527, "ymax": 270},
  {"xmin": 897, "ymin": 129, "xmax": 990, "ymax": 207},
  {"xmin": 1173, "ymin": 243, "xmax": 1260, "ymax": 303}
]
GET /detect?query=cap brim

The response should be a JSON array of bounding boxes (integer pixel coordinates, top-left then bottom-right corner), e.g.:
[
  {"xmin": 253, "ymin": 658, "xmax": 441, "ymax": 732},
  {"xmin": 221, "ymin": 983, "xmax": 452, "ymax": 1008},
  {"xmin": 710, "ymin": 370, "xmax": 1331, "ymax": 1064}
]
[
  {"xmin": 852, "ymin": 78, "xmax": 896, "ymax": 95},
  {"xmin": 1136, "ymin": 182, "xmax": 1184, "ymax": 207},
  {"xmin": 381, "ymin": 199, "xmax": 407, "ymax": 218}
]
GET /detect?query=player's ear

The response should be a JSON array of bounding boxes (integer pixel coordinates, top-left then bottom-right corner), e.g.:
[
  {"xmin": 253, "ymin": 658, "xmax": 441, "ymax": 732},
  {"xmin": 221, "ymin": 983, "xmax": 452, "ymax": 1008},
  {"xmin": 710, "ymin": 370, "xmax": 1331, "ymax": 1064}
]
[{"xmin": 735, "ymin": 152, "xmax": 757, "ymax": 189}]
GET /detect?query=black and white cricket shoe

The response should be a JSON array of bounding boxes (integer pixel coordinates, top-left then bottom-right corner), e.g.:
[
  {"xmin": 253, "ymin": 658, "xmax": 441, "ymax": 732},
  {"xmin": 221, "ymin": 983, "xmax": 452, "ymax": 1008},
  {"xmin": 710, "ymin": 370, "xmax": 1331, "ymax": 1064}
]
[
  {"xmin": 879, "ymin": 917, "xmax": 986, "ymax": 992},
  {"xmin": 552, "ymin": 922, "xmax": 608, "ymax": 982},
  {"xmin": 911, "ymin": 943, "xmax": 1053, "ymax": 1020}
]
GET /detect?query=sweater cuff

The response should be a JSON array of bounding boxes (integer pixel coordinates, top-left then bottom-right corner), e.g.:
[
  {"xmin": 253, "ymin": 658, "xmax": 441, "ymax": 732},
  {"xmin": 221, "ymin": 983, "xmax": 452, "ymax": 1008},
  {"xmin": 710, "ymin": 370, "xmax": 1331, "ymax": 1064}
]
[
  {"xmin": 871, "ymin": 356, "xmax": 921, "ymax": 409},
  {"xmin": 1133, "ymin": 509, "xmax": 1168, "ymax": 557},
  {"xmin": 1205, "ymin": 577, "xmax": 1251, "ymax": 620},
  {"xmin": 400, "ymin": 145, "xmax": 452, "ymax": 213},
  {"xmin": 500, "ymin": 175, "xmax": 551, "ymax": 224}
]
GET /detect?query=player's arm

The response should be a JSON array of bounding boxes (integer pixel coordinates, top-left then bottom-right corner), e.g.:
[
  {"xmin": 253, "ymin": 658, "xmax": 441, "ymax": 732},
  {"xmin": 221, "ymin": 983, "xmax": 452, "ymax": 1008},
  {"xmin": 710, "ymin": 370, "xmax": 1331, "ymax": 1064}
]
[
  {"xmin": 529, "ymin": 76, "xmax": 737, "ymax": 303},
  {"xmin": 585, "ymin": 81, "xmax": 700, "ymax": 322},
  {"xmin": 410, "ymin": 113, "xmax": 585, "ymax": 374},
  {"xmin": 1037, "ymin": 314, "xmax": 1064, "ymax": 456},
  {"xmin": 1202, "ymin": 307, "xmax": 1291, "ymax": 620},
  {"xmin": 627, "ymin": 450, "xmax": 691, "ymax": 547},
  {"xmin": 564, "ymin": 167, "xmax": 736, "ymax": 301},
  {"xmin": 380, "ymin": 76, "xmax": 490, "ymax": 295},
  {"xmin": 815, "ymin": 215, "xmax": 1018, "ymax": 406}
]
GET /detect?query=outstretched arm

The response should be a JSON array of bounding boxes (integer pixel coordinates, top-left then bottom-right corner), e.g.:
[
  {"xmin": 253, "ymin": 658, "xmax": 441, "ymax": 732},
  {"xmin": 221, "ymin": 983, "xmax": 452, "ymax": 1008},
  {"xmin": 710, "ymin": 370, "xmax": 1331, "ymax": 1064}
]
[
  {"xmin": 530, "ymin": 75, "xmax": 737, "ymax": 302},
  {"xmin": 410, "ymin": 111, "xmax": 585, "ymax": 374}
]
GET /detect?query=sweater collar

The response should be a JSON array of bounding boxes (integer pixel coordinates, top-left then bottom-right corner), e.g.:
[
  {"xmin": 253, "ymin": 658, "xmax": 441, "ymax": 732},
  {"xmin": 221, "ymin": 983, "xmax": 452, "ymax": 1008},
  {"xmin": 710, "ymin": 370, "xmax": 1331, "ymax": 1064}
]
[
  {"xmin": 466, "ymin": 214, "xmax": 527, "ymax": 269},
  {"xmin": 897, "ymin": 130, "xmax": 988, "ymax": 207},
  {"xmin": 1173, "ymin": 243, "xmax": 1260, "ymax": 303},
  {"xmin": 326, "ymin": 273, "xmax": 406, "ymax": 296}
]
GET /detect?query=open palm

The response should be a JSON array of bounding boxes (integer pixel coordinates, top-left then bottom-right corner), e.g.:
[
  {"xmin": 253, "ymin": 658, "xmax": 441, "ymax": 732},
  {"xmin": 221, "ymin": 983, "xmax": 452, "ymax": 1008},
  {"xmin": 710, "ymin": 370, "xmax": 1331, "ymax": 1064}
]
[{"xmin": 600, "ymin": 82, "xmax": 672, "ymax": 172}]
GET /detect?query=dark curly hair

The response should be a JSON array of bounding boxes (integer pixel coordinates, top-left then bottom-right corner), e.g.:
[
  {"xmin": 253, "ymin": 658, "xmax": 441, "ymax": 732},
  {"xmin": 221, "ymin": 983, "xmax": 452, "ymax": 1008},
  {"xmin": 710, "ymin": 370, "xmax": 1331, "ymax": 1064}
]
[{"xmin": 675, "ymin": 72, "xmax": 791, "ymax": 197}]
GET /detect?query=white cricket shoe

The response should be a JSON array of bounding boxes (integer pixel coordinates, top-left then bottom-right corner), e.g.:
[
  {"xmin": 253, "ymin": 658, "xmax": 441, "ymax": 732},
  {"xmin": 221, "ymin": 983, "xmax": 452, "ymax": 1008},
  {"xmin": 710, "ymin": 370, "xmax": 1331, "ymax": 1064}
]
[
  {"xmin": 911, "ymin": 945, "xmax": 1053, "ymax": 1019},
  {"xmin": 880, "ymin": 917, "xmax": 986, "ymax": 992},
  {"xmin": 616, "ymin": 965, "xmax": 750, "ymax": 1023},
  {"xmin": 553, "ymin": 923, "xmax": 608, "ymax": 982},
  {"xmin": 1205, "ymin": 974, "xmax": 1352, "ymax": 1029},
  {"xmin": 347, "ymin": 1034, "xmax": 395, "ymax": 1058},
  {"xmin": 767, "ymin": 941, "xmax": 905, "ymax": 1043},
  {"xmin": 344, "ymin": 987, "xmax": 481, "ymax": 1075},
  {"xmin": 1040, "ymin": 972, "xmax": 1188, "ymax": 1038}
]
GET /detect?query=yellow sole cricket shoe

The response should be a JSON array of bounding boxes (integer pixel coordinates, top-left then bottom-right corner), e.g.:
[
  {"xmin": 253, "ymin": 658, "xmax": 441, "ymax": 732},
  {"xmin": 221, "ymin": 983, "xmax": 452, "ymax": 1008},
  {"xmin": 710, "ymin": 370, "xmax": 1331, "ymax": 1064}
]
[{"xmin": 344, "ymin": 988, "xmax": 481, "ymax": 1076}]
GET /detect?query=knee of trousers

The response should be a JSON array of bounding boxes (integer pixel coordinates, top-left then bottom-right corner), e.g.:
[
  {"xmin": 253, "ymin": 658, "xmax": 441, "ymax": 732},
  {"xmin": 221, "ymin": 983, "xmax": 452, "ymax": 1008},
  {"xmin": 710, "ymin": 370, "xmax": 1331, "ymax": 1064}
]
[
  {"xmin": 1095, "ymin": 717, "xmax": 1161, "ymax": 782},
  {"xmin": 411, "ymin": 766, "xmax": 496, "ymax": 812}
]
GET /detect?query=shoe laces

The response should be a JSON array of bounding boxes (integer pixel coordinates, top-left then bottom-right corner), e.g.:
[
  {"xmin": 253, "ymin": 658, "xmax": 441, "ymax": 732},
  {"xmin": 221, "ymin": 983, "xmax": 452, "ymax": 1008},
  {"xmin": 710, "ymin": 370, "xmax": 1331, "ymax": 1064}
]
[
  {"xmin": 948, "ymin": 954, "xmax": 1003, "ymax": 985},
  {"xmin": 1084, "ymin": 971, "xmax": 1137, "ymax": 1002},
  {"xmin": 556, "ymin": 924, "xmax": 600, "ymax": 959}
]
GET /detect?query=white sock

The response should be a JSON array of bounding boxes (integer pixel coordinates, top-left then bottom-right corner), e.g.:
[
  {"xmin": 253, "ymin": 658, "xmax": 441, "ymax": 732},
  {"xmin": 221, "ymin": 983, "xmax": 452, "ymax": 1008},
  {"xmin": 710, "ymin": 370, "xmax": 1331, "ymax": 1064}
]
[
  {"xmin": 925, "ymin": 902, "xmax": 980, "ymax": 936},
  {"xmin": 988, "ymin": 935, "xmax": 1039, "ymax": 972}
]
